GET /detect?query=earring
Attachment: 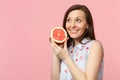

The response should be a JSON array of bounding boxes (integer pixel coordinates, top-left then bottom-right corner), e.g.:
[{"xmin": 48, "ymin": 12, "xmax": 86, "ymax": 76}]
[{"xmin": 86, "ymin": 26, "xmax": 88, "ymax": 29}]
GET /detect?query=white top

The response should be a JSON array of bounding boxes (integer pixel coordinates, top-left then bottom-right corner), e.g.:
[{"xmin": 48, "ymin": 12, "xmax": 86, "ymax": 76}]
[{"xmin": 60, "ymin": 38, "xmax": 104, "ymax": 80}]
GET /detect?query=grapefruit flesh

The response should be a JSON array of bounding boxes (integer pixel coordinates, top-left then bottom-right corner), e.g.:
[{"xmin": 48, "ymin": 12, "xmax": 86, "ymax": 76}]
[{"xmin": 50, "ymin": 27, "xmax": 67, "ymax": 43}]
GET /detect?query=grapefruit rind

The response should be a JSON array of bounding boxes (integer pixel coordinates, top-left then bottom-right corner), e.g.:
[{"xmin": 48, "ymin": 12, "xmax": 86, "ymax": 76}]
[{"xmin": 50, "ymin": 27, "xmax": 67, "ymax": 43}]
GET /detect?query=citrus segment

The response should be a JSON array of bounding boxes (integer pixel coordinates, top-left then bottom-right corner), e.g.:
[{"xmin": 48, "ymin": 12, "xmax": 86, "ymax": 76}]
[{"xmin": 50, "ymin": 27, "xmax": 67, "ymax": 43}]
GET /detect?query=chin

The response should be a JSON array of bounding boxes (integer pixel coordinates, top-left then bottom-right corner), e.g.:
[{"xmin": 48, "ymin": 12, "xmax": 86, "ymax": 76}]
[{"xmin": 70, "ymin": 35, "xmax": 81, "ymax": 39}]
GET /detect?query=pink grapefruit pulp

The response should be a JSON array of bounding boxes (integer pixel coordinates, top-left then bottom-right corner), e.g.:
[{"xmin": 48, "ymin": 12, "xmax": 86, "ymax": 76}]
[{"xmin": 50, "ymin": 27, "xmax": 67, "ymax": 43}]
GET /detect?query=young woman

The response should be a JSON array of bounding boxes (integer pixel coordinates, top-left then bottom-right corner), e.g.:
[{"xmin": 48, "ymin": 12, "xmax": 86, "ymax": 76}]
[{"xmin": 50, "ymin": 4, "xmax": 104, "ymax": 80}]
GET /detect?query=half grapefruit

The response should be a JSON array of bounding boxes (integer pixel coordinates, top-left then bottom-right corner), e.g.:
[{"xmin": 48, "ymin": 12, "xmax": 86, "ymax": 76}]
[{"xmin": 50, "ymin": 26, "xmax": 67, "ymax": 43}]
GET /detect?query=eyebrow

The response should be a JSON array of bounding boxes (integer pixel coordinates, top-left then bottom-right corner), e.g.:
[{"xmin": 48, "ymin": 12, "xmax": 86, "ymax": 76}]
[{"xmin": 76, "ymin": 16, "xmax": 83, "ymax": 19}]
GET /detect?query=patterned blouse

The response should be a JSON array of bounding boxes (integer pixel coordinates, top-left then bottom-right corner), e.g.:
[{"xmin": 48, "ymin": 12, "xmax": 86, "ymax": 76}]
[{"xmin": 60, "ymin": 38, "xmax": 104, "ymax": 80}]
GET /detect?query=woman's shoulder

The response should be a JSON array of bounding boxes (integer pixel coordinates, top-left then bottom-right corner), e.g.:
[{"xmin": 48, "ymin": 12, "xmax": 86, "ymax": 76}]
[
  {"xmin": 83, "ymin": 38, "xmax": 103, "ymax": 47},
  {"xmin": 89, "ymin": 40, "xmax": 104, "ymax": 57},
  {"xmin": 90, "ymin": 40, "xmax": 103, "ymax": 48}
]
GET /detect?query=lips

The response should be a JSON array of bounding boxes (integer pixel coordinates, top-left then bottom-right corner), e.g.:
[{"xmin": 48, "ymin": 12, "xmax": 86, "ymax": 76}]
[{"xmin": 69, "ymin": 29, "xmax": 79, "ymax": 34}]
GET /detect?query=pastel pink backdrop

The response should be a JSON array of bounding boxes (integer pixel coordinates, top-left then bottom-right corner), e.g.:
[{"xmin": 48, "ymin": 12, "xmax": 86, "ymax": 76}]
[{"xmin": 0, "ymin": 0, "xmax": 119, "ymax": 80}]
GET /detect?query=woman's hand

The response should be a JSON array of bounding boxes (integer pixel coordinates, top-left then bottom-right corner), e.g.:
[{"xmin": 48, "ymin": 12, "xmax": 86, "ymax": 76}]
[
  {"xmin": 49, "ymin": 37, "xmax": 61, "ymax": 80},
  {"xmin": 49, "ymin": 37, "xmax": 70, "ymax": 61}
]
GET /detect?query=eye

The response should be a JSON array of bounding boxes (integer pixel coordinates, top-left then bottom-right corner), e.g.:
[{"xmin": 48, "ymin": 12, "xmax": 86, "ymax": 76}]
[
  {"xmin": 66, "ymin": 18, "xmax": 71, "ymax": 23},
  {"xmin": 76, "ymin": 19, "xmax": 81, "ymax": 23}
]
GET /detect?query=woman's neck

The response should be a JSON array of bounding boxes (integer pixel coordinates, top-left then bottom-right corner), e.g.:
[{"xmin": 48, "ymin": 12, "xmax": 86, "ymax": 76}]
[{"xmin": 73, "ymin": 38, "xmax": 82, "ymax": 47}]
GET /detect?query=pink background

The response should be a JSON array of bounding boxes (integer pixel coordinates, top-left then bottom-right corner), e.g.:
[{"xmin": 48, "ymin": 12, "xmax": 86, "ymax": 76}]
[{"xmin": 0, "ymin": 0, "xmax": 120, "ymax": 80}]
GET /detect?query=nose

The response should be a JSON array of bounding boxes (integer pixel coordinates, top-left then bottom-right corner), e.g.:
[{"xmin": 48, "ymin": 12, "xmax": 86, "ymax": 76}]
[{"xmin": 70, "ymin": 21, "xmax": 76, "ymax": 28}]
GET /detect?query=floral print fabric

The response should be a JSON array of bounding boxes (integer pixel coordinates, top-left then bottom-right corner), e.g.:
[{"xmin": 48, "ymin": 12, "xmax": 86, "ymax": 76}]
[{"xmin": 60, "ymin": 38, "xmax": 104, "ymax": 80}]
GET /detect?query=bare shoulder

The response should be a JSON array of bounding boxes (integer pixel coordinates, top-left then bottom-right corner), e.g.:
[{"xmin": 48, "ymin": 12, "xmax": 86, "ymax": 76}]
[
  {"xmin": 90, "ymin": 40, "xmax": 104, "ymax": 57},
  {"xmin": 92, "ymin": 40, "xmax": 103, "ymax": 47},
  {"xmin": 86, "ymin": 40, "xmax": 104, "ymax": 79}
]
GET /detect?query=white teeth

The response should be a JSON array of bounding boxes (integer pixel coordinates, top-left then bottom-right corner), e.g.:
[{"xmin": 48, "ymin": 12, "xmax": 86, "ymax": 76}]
[{"xmin": 70, "ymin": 30, "xmax": 77, "ymax": 32}]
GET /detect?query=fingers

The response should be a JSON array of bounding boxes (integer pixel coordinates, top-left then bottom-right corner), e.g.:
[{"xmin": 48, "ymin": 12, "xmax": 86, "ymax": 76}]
[
  {"xmin": 64, "ymin": 37, "xmax": 69, "ymax": 49},
  {"xmin": 51, "ymin": 40, "xmax": 60, "ymax": 50},
  {"xmin": 50, "ymin": 39, "xmax": 61, "ymax": 53},
  {"xmin": 50, "ymin": 42, "xmax": 59, "ymax": 52},
  {"xmin": 49, "ymin": 33, "xmax": 60, "ymax": 55}
]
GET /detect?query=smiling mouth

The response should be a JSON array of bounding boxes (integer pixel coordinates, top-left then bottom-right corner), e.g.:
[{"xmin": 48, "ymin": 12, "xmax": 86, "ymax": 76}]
[{"xmin": 69, "ymin": 29, "xmax": 78, "ymax": 34}]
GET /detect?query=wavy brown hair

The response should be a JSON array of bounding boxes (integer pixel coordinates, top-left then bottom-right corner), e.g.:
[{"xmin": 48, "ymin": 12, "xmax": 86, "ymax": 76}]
[{"xmin": 63, "ymin": 4, "xmax": 96, "ymax": 47}]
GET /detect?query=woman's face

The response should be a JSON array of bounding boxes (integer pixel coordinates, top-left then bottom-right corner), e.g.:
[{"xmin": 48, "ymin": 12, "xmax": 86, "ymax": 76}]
[{"xmin": 66, "ymin": 10, "xmax": 88, "ymax": 39}]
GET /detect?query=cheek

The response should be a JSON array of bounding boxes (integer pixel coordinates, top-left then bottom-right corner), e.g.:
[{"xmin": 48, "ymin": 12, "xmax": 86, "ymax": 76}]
[
  {"xmin": 65, "ymin": 25, "xmax": 69, "ymax": 31},
  {"xmin": 65, "ymin": 24, "xmax": 69, "ymax": 29},
  {"xmin": 80, "ymin": 28, "xmax": 86, "ymax": 33},
  {"xmin": 80, "ymin": 29, "xmax": 85, "ymax": 34},
  {"xmin": 78, "ymin": 24, "xmax": 87, "ymax": 30},
  {"xmin": 66, "ymin": 28, "xmax": 70, "ymax": 34},
  {"xmin": 77, "ymin": 26, "xmax": 86, "ymax": 35},
  {"xmin": 65, "ymin": 28, "xmax": 70, "ymax": 35},
  {"xmin": 81, "ymin": 27, "xmax": 86, "ymax": 31}
]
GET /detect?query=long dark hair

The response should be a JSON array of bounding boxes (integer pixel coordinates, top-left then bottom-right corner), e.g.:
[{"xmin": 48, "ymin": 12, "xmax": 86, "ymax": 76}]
[{"xmin": 63, "ymin": 4, "xmax": 96, "ymax": 47}]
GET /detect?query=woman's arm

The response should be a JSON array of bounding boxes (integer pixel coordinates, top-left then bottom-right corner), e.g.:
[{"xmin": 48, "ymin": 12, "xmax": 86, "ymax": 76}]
[
  {"xmin": 63, "ymin": 40, "xmax": 104, "ymax": 80},
  {"xmin": 49, "ymin": 38, "xmax": 61, "ymax": 80},
  {"xmin": 86, "ymin": 40, "xmax": 104, "ymax": 80},
  {"xmin": 50, "ymin": 37, "xmax": 104, "ymax": 80},
  {"xmin": 50, "ymin": 53, "xmax": 60, "ymax": 80}
]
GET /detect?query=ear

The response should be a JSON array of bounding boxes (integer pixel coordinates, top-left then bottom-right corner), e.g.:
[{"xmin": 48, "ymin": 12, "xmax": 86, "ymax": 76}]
[
  {"xmin": 86, "ymin": 26, "xmax": 88, "ymax": 29},
  {"xmin": 86, "ymin": 24, "xmax": 89, "ymax": 29}
]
